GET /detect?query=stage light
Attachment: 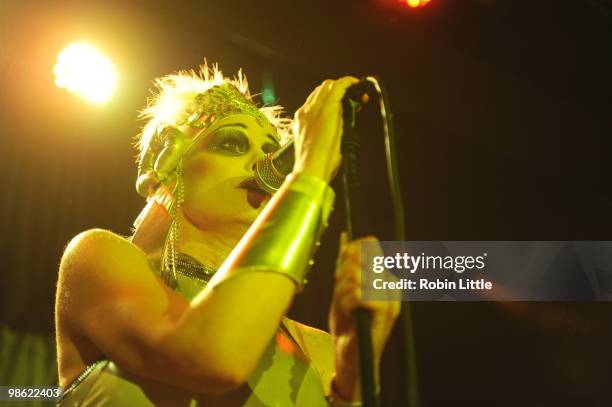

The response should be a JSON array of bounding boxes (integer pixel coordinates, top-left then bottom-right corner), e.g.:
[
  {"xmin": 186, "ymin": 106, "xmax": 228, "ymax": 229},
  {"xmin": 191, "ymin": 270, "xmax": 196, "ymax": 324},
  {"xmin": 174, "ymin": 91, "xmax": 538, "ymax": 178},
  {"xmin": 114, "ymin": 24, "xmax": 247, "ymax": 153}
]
[
  {"xmin": 404, "ymin": 0, "xmax": 431, "ymax": 8},
  {"xmin": 53, "ymin": 41, "xmax": 118, "ymax": 105}
]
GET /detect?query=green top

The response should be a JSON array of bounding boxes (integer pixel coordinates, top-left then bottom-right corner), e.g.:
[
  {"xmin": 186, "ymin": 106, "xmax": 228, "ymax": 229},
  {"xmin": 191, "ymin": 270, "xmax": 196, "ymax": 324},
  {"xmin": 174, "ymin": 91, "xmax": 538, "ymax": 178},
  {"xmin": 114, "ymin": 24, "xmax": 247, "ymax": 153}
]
[{"xmin": 58, "ymin": 272, "xmax": 330, "ymax": 406}]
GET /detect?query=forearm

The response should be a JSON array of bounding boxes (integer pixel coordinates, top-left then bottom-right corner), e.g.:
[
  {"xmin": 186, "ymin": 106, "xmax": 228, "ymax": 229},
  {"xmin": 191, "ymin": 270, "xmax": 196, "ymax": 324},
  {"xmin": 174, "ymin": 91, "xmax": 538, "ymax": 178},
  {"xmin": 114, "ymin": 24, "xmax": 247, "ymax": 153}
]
[{"xmin": 167, "ymin": 273, "xmax": 295, "ymax": 383}]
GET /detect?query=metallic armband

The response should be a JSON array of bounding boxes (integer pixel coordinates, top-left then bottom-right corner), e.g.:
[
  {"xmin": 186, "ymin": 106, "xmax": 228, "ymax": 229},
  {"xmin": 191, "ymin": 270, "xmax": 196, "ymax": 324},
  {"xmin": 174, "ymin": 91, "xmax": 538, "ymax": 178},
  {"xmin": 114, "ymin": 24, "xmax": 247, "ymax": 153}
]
[{"xmin": 207, "ymin": 172, "xmax": 335, "ymax": 291}]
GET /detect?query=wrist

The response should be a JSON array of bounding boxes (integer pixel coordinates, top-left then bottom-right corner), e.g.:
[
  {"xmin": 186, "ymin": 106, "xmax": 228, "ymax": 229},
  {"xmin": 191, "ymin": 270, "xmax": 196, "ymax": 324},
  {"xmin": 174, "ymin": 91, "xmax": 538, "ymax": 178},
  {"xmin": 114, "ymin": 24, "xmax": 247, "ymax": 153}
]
[
  {"xmin": 334, "ymin": 329, "xmax": 383, "ymax": 367},
  {"xmin": 333, "ymin": 331, "xmax": 381, "ymax": 393},
  {"xmin": 292, "ymin": 166, "xmax": 328, "ymax": 182},
  {"xmin": 328, "ymin": 376, "xmax": 381, "ymax": 407},
  {"xmin": 293, "ymin": 153, "xmax": 332, "ymax": 182},
  {"xmin": 328, "ymin": 374, "xmax": 362, "ymax": 406}
]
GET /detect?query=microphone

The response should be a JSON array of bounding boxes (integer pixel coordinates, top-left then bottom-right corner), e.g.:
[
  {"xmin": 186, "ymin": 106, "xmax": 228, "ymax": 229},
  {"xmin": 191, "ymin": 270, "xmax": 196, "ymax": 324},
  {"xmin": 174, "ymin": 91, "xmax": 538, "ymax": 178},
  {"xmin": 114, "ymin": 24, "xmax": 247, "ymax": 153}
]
[
  {"xmin": 253, "ymin": 141, "xmax": 295, "ymax": 194},
  {"xmin": 254, "ymin": 79, "xmax": 371, "ymax": 194}
]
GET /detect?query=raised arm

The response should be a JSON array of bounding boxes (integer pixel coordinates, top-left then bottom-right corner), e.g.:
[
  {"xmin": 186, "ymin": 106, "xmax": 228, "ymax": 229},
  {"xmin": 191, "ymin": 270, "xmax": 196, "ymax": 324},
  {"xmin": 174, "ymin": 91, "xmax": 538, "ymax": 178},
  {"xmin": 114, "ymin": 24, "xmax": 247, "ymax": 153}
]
[{"xmin": 58, "ymin": 76, "xmax": 360, "ymax": 394}]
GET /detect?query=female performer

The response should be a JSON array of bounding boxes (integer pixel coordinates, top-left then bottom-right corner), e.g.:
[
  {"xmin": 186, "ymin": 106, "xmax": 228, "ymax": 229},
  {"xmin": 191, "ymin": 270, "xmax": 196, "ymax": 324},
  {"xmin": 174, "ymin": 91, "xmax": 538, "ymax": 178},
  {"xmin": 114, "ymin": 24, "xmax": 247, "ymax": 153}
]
[{"xmin": 55, "ymin": 63, "xmax": 400, "ymax": 406}]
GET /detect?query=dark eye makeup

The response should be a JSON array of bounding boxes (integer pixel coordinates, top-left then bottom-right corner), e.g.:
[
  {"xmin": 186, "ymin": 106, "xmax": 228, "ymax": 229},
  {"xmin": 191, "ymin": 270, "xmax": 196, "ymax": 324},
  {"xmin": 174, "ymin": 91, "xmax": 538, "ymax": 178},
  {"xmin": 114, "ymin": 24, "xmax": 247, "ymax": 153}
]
[
  {"xmin": 262, "ymin": 142, "xmax": 279, "ymax": 154},
  {"xmin": 206, "ymin": 125, "xmax": 281, "ymax": 156},
  {"xmin": 207, "ymin": 128, "xmax": 250, "ymax": 156}
]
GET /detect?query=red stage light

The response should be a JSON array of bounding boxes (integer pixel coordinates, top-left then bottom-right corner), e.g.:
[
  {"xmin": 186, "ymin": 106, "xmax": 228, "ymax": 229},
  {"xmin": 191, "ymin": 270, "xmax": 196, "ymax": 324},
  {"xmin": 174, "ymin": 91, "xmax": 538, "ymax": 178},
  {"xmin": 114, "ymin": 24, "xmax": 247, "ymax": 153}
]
[{"xmin": 404, "ymin": 0, "xmax": 430, "ymax": 8}]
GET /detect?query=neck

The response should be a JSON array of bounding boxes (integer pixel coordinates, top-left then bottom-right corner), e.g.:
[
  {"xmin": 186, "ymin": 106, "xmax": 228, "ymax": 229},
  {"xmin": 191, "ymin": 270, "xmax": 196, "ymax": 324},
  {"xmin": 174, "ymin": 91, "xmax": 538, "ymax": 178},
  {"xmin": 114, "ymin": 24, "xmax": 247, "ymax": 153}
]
[{"xmin": 177, "ymin": 213, "xmax": 248, "ymax": 270}]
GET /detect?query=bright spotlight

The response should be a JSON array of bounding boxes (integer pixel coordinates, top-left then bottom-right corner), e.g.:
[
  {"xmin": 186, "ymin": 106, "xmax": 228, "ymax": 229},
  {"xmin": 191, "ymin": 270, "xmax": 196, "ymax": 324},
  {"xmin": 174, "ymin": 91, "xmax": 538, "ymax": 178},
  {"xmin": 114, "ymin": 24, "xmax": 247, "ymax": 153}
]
[
  {"xmin": 53, "ymin": 41, "xmax": 118, "ymax": 105},
  {"xmin": 404, "ymin": 0, "xmax": 431, "ymax": 7}
]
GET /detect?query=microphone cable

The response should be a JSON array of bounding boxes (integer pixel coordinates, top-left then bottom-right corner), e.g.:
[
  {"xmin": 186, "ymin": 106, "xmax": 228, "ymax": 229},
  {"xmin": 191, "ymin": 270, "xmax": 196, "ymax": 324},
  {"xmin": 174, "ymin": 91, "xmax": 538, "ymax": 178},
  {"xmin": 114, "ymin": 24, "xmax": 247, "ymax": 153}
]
[{"xmin": 345, "ymin": 76, "xmax": 420, "ymax": 407}]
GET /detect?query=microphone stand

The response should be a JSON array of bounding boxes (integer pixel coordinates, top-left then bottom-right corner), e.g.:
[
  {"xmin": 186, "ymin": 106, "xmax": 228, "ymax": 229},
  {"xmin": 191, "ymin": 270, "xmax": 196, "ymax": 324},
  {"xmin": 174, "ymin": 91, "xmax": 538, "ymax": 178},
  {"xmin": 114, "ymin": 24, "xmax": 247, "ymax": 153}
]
[
  {"xmin": 341, "ymin": 93, "xmax": 378, "ymax": 407},
  {"xmin": 341, "ymin": 78, "xmax": 421, "ymax": 407}
]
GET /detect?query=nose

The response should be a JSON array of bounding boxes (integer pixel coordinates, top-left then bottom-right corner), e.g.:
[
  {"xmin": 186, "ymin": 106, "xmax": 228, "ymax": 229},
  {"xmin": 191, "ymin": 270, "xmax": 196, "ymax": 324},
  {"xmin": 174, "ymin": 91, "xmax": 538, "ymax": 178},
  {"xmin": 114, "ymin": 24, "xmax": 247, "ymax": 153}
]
[{"xmin": 246, "ymin": 151, "xmax": 264, "ymax": 174}]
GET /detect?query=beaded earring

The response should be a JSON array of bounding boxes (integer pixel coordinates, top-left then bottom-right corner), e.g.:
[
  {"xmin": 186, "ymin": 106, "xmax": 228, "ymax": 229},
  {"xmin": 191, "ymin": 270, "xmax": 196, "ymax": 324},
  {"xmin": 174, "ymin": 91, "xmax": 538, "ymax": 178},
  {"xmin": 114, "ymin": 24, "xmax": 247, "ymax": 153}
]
[{"xmin": 161, "ymin": 160, "xmax": 185, "ymax": 289}]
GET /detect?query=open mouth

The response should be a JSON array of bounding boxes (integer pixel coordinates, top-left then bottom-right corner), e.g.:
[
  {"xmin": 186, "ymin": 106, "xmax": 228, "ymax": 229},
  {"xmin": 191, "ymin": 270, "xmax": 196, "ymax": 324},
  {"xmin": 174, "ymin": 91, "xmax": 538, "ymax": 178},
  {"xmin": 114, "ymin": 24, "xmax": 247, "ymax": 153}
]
[{"xmin": 238, "ymin": 177, "xmax": 270, "ymax": 209}]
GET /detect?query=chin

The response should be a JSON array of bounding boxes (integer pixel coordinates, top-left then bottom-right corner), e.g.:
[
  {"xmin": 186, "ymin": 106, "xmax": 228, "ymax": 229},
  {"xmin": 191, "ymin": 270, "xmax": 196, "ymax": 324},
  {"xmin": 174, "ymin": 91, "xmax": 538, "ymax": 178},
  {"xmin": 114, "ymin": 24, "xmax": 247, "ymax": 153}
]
[{"xmin": 184, "ymin": 189, "xmax": 271, "ymax": 229}]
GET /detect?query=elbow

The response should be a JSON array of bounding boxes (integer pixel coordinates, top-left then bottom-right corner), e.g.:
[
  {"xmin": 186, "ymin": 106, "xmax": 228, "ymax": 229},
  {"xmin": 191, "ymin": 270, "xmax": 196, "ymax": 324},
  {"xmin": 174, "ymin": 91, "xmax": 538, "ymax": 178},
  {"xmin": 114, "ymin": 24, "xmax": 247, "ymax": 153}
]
[
  {"xmin": 180, "ymin": 355, "xmax": 249, "ymax": 395},
  {"xmin": 150, "ymin": 321, "xmax": 259, "ymax": 394},
  {"xmin": 199, "ymin": 365, "xmax": 248, "ymax": 395},
  {"xmin": 157, "ymin": 341, "xmax": 252, "ymax": 395},
  {"xmin": 194, "ymin": 345, "xmax": 258, "ymax": 394},
  {"xmin": 180, "ymin": 334, "xmax": 260, "ymax": 394},
  {"xmin": 147, "ymin": 352, "xmax": 248, "ymax": 395}
]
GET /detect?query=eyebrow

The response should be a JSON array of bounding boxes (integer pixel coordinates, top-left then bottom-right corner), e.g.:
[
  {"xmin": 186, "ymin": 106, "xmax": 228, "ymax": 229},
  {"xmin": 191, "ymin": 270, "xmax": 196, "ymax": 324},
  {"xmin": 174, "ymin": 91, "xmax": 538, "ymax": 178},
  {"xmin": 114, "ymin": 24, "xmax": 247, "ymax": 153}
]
[{"xmin": 221, "ymin": 123, "xmax": 280, "ymax": 146}]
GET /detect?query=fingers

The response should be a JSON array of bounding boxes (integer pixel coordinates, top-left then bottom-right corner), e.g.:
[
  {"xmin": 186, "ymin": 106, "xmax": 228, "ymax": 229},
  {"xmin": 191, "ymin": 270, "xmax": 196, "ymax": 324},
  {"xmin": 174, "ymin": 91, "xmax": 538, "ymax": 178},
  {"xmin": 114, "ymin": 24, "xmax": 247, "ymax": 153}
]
[
  {"xmin": 333, "ymin": 260, "xmax": 364, "ymax": 316},
  {"xmin": 304, "ymin": 79, "xmax": 333, "ymax": 107},
  {"xmin": 331, "ymin": 232, "xmax": 401, "ymax": 344},
  {"xmin": 293, "ymin": 76, "xmax": 359, "ymax": 182},
  {"xmin": 336, "ymin": 238, "xmax": 358, "ymax": 270},
  {"xmin": 305, "ymin": 76, "xmax": 359, "ymax": 111},
  {"xmin": 335, "ymin": 234, "xmax": 397, "ymax": 310},
  {"xmin": 336, "ymin": 235, "xmax": 378, "ymax": 268},
  {"xmin": 335, "ymin": 237, "xmax": 364, "ymax": 301},
  {"xmin": 326, "ymin": 76, "xmax": 360, "ymax": 104}
]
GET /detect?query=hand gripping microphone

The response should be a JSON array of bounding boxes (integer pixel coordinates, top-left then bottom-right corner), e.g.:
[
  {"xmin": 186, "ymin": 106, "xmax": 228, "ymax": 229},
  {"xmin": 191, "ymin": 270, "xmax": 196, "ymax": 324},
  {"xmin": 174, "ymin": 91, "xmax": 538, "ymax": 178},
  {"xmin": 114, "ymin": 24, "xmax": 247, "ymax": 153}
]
[{"xmin": 254, "ymin": 79, "xmax": 372, "ymax": 194}]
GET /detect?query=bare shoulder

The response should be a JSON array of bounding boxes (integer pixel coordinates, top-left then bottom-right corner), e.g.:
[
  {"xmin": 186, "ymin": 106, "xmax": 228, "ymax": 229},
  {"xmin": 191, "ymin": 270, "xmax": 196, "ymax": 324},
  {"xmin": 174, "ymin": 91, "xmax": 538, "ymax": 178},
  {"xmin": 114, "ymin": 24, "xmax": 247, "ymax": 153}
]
[
  {"xmin": 61, "ymin": 228, "xmax": 140, "ymax": 271},
  {"xmin": 55, "ymin": 228, "xmax": 188, "ymax": 388},
  {"xmin": 55, "ymin": 229, "xmax": 145, "ymax": 383},
  {"xmin": 56, "ymin": 228, "xmax": 157, "ymax": 328},
  {"xmin": 59, "ymin": 228, "xmax": 153, "ymax": 289}
]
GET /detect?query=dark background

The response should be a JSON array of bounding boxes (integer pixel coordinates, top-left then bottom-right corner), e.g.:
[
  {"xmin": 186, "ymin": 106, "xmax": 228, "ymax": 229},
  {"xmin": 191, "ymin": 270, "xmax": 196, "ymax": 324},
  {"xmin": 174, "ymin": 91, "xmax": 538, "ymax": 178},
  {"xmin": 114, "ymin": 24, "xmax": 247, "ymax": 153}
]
[{"xmin": 1, "ymin": 0, "xmax": 611, "ymax": 406}]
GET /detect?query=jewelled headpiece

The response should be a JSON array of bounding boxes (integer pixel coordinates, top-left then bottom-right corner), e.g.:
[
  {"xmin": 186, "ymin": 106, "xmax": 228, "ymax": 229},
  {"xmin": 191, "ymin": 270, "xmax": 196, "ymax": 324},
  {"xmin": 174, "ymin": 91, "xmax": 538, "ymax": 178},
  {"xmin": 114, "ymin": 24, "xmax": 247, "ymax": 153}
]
[{"xmin": 184, "ymin": 83, "xmax": 270, "ymax": 129}]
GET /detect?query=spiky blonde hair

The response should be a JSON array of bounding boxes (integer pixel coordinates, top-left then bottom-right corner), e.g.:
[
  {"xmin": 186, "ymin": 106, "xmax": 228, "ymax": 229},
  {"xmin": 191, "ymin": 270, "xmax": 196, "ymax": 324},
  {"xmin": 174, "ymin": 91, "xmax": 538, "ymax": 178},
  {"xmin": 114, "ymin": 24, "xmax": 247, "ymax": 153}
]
[{"xmin": 135, "ymin": 62, "xmax": 292, "ymax": 165}]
